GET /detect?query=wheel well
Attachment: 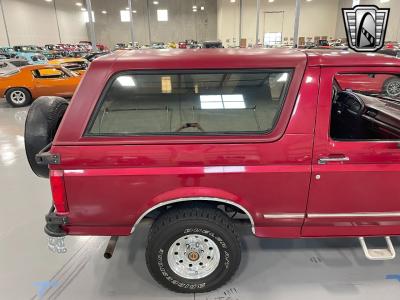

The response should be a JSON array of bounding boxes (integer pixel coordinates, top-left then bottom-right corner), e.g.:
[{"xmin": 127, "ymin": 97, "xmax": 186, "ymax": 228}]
[{"xmin": 132, "ymin": 198, "xmax": 254, "ymax": 233}]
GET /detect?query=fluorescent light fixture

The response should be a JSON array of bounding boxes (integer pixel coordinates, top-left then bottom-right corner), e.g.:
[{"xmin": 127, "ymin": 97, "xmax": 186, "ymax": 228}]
[
  {"xmin": 117, "ymin": 76, "xmax": 136, "ymax": 87},
  {"xmin": 222, "ymin": 94, "xmax": 245, "ymax": 109},
  {"xmin": 157, "ymin": 9, "xmax": 168, "ymax": 21},
  {"xmin": 132, "ymin": 10, "xmax": 137, "ymax": 13},
  {"xmin": 201, "ymin": 6, "xmax": 205, "ymax": 10},
  {"xmin": 80, "ymin": 7, "xmax": 86, "ymax": 11},
  {"xmin": 45, "ymin": 0, "xmax": 52, "ymax": 2},
  {"xmin": 126, "ymin": 7, "xmax": 129, "ymax": 10},
  {"xmin": 161, "ymin": 76, "xmax": 172, "ymax": 93},
  {"xmin": 75, "ymin": 2, "xmax": 82, "ymax": 6},
  {"xmin": 83, "ymin": 11, "xmax": 95, "ymax": 23},
  {"xmin": 268, "ymin": 0, "xmax": 274, "ymax": 2},
  {"xmin": 380, "ymin": 0, "xmax": 390, "ymax": 3},
  {"xmin": 193, "ymin": 5, "xmax": 197, "ymax": 9},
  {"xmin": 101, "ymin": 10, "xmax": 107, "ymax": 14},
  {"xmin": 193, "ymin": 9, "xmax": 197, "ymax": 12},
  {"xmin": 200, "ymin": 94, "xmax": 245, "ymax": 109},
  {"xmin": 120, "ymin": 10, "xmax": 130, "ymax": 22},
  {"xmin": 277, "ymin": 73, "xmax": 288, "ymax": 82},
  {"xmin": 230, "ymin": 0, "xmax": 236, "ymax": 3},
  {"xmin": 306, "ymin": 0, "xmax": 312, "ymax": 2},
  {"xmin": 153, "ymin": 1, "xmax": 159, "ymax": 4}
]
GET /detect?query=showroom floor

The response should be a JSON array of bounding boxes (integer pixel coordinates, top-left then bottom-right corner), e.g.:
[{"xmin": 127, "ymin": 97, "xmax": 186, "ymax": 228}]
[{"xmin": 1, "ymin": 99, "xmax": 400, "ymax": 300}]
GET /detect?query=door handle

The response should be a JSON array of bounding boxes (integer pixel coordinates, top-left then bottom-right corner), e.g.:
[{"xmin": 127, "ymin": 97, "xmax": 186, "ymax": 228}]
[{"xmin": 318, "ymin": 156, "xmax": 350, "ymax": 165}]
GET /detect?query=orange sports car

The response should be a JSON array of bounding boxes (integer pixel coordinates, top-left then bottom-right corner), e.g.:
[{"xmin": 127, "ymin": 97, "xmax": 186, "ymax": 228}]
[
  {"xmin": 49, "ymin": 57, "xmax": 89, "ymax": 75},
  {"xmin": 0, "ymin": 65, "xmax": 81, "ymax": 107}
]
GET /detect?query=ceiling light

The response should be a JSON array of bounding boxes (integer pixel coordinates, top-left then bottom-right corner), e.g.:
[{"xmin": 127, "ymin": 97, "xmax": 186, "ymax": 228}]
[
  {"xmin": 380, "ymin": 0, "xmax": 390, "ymax": 3},
  {"xmin": 201, "ymin": 6, "xmax": 205, "ymax": 10},
  {"xmin": 80, "ymin": 7, "xmax": 86, "ymax": 11},
  {"xmin": 75, "ymin": 2, "xmax": 82, "ymax": 6},
  {"xmin": 132, "ymin": 10, "xmax": 137, "ymax": 13},
  {"xmin": 277, "ymin": 73, "xmax": 289, "ymax": 82},
  {"xmin": 306, "ymin": 0, "xmax": 312, "ymax": 2},
  {"xmin": 126, "ymin": 7, "xmax": 129, "ymax": 10},
  {"xmin": 193, "ymin": 8, "xmax": 197, "ymax": 12},
  {"xmin": 101, "ymin": 10, "xmax": 107, "ymax": 14},
  {"xmin": 153, "ymin": 1, "xmax": 159, "ymax": 4},
  {"xmin": 230, "ymin": 0, "xmax": 236, "ymax": 3},
  {"xmin": 193, "ymin": 5, "xmax": 197, "ymax": 9},
  {"xmin": 268, "ymin": 0, "xmax": 274, "ymax": 2},
  {"xmin": 117, "ymin": 76, "xmax": 136, "ymax": 87},
  {"xmin": 45, "ymin": 0, "xmax": 52, "ymax": 2}
]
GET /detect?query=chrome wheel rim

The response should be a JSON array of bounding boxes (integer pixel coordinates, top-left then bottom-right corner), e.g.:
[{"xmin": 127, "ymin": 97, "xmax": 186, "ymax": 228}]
[
  {"xmin": 10, "ymin": 90, "xmax": 26, "ymax": 104},
  {"xmin": 387, "ymin": 80, "xmax": 400, "ymax": 98},
  {"xmin": 167, "ymin": 234, "xmax": 220, "ymax": 280}
]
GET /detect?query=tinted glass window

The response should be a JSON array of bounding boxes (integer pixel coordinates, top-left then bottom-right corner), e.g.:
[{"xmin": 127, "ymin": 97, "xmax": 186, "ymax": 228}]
[
  {"xmin": 88, "ymin": 70, "xmax": 292, "ymax": 136},
  {"xmin": 331, "ymin": 73, "xmax": 400, "ymax": 140},
  {"xmin": 10, "ymin": 60, "xmax": 28, "ymax": 67}
]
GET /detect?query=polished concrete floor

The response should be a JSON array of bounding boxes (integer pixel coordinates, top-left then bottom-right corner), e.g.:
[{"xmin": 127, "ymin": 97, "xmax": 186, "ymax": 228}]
[{"xmin": 1, "ymin": 99, "xmax": 400, "ymax": 300}]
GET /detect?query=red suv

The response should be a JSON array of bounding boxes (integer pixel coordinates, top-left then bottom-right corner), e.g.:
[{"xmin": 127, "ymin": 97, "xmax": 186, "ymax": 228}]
[{"xmin": 24, "ymin": 49, "xmax": 400, "ymax": 293}]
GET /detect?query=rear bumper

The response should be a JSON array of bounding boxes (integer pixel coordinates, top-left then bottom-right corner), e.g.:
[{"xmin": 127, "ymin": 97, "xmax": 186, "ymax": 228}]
[{"xmin": 44, "ymin": 205, "xmax": 69, "ymax": 237}]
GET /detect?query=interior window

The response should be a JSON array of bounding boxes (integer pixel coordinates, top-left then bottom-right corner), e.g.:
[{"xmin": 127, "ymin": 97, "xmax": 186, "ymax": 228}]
[
  {"xmin": 88, "ymin": 70, "xmax": 292, "ymax": 136},
  {"xmin": 330, "ymin": 73, "xmax": 400, "ymax": 140},
  {"xmin": 33, "ymin": 68, "xmax": 67, "ymax": 79}
]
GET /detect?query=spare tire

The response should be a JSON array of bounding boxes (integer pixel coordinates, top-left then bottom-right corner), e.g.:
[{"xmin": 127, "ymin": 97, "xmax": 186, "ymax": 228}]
[{"xmin": 25, "ymin": 97, "xmax": 69, "ymax": 178}]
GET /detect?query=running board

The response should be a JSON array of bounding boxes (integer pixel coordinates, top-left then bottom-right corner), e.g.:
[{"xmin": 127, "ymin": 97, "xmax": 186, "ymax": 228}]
[{"xmin": 359, "ymin": 237, "xmax": 396, "ymax": 261}]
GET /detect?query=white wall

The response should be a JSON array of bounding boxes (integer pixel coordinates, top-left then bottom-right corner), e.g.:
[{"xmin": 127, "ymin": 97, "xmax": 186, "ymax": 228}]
[
  {"xmin": 0, "ymin": 0, "xmax": 87, "ymax": 46},
  {"xmin": 218, "ymin": 0, "xmax": 340, "ymax": 46},
  {"xmin": 91, "ymin": 0, "xmax": 217, "ymax": 47}
]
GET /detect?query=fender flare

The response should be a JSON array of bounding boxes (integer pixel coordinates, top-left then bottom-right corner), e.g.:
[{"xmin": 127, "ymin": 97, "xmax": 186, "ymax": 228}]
[{"xmin": 131, "ymin": 197, "xmax": 256, "ymax": 235}]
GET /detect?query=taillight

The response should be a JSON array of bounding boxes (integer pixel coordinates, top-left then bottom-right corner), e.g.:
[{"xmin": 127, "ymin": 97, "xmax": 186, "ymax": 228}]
[{"xmin": 50, "ymin": 170, "xmax": 68, "ymax": 213}]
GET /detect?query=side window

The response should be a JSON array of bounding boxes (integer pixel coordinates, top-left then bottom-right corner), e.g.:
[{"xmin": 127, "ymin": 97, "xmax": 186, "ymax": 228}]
[
  {"xmin": 33, "ymin": 68, "xmax": 67, "ymax": 79},
  {"xmin": 330, "ymin": 73, "xmax": 400, "ymax": 140},
  {"xmin": 87, "ymin": 70, "xmax": 292, "ymax": 136}
]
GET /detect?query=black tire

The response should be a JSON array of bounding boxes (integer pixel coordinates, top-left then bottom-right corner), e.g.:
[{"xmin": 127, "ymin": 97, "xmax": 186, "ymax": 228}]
[
  {"xmin": 25, "ymin": 96, "xmax": 69, "ymax": 178},
  {"xmin": 383, "ymin": 77, "xmax": 400, "ymax": 98},
  {"xmin": 5, "ymin": 88, "xmax": 32, "ymax": 107},
  {"xmin": 146, "ymin": 205, "xmax": 241, "ymax": 293}
]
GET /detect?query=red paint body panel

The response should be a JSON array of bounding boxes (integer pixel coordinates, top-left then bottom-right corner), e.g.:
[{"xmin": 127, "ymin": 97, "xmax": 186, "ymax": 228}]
[{"xmin": 47, "ymin": 49, "xmax": 400, "ymax": 238}]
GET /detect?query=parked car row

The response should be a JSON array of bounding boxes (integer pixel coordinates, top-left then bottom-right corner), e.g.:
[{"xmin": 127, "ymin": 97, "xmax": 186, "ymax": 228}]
[{"xmin": 113, "ymin": 40, "xmax": 213, "ymax": 50}]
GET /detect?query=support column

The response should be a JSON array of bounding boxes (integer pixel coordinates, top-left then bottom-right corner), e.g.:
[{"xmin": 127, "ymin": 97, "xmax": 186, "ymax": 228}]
[
  {"xmin": 85, "ymin": 0, "xmax": 97, "ymax": 51},
  {"xmin": 53, "ymin": 0, "xmax": 62, "ymax": 43},
  {"xmin": 239, "ymin": 0, "xmax": 243, "ymax": 44},
  {"xmin": 255, "ymin": 0, "xmax": 260, "ymax": 47},
  {"xmin": 0, "ymin": 0, "xmax": 10, "ymax": 46},
  {"xmin": 128, "ymin": 0, "xmax": 135, "ymax": 46},
  {"xmin": 293, "ymin": 0, "xmax": 301, "ymax": 48}
]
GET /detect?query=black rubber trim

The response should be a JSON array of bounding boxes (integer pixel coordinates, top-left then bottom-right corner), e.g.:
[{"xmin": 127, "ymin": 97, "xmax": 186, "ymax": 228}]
[{"xmin": 44, "ymin": 205, "xmax": 68, "ymax": 237}]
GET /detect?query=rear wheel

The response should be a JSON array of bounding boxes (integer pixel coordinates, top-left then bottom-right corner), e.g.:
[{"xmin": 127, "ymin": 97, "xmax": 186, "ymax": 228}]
[
  {"xmin": 5, "ymin": 88, "xmax": 32, "ymax": 107},
  {"xmin": 145, "ymin": 206, "xmax": 241, "ymax": 293},
  {"xmin": 383, "ymin": 77, "xmax": 400, "ymax": 98}
]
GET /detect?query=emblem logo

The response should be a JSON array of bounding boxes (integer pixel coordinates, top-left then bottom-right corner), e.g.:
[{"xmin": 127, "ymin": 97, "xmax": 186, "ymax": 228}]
[{"xmin": 342, "ymin": 5, "xmax": 390, "ymax": 52}]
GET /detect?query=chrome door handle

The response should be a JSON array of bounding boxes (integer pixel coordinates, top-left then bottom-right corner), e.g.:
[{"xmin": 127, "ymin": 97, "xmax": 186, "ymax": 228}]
[{"xmin": 318, "ymin": 156, "xmax": 350, "ymax": 165}]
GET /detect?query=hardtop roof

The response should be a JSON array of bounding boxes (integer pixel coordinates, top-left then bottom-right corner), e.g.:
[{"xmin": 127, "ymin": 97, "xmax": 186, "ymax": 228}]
[{"xmin": 92, "ymin": 48, "xmax": 400, "ymax": 70}]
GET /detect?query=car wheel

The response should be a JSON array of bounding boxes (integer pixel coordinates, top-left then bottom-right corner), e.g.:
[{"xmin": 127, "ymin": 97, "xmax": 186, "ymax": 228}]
[
  {"xmin": 25, "ymin": 96, "xmax": 69, "ymax": 178},
  {"xmin": 383, "ymin": 77, "xmax": 400, "ymax": 98},
  {"xmin": 5, "ymin": 88, "xmax": 32, "ymax": 107},
  {"xmin": 146, "ymin": 205, "xmax": 241, "ymax": 293}
]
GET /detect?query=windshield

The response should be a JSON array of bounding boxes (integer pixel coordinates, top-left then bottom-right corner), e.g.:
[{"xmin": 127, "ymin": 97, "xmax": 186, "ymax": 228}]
[{"xmin": 335, "ymin": 73, "xmax": 400, "ymax": 103}]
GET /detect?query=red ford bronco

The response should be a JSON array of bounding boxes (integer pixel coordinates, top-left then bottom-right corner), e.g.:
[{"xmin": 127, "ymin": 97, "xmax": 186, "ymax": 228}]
[{"xmin": 24, "ymin": 49, "xmax": 400, "ymax": 293}]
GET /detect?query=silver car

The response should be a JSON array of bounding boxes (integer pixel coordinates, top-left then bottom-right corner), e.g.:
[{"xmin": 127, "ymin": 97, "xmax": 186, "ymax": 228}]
[{"xmin": 0, "ymin": 59, "xmax": 30, "ymax": 76}]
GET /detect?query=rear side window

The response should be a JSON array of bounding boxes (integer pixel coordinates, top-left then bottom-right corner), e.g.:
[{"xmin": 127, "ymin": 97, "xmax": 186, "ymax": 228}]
[{"xmin": 87, "ymin": 70, "xmax": 292, "ymax": 136}]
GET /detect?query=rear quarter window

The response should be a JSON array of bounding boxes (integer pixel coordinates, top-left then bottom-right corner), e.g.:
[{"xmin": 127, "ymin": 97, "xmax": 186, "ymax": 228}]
[{"xmin": 86, "ymin": 70, "xmax": 293, "ymax": 136}]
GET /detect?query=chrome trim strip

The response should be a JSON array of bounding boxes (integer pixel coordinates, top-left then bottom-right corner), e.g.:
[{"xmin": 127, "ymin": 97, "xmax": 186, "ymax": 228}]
[
  {"xmin": 308, "ymin": 212, "xmax": 400, "ymax": 218},
  {"xmin": 263, "ymin": 213, "xmax": 305, "ymax": 219},
  {"xmin": 130, "ymin": 197, "xmax": 255, "ymax": 234}
]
